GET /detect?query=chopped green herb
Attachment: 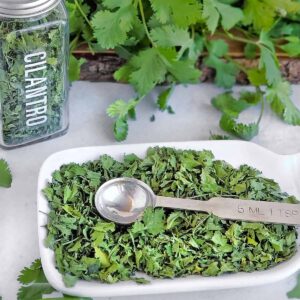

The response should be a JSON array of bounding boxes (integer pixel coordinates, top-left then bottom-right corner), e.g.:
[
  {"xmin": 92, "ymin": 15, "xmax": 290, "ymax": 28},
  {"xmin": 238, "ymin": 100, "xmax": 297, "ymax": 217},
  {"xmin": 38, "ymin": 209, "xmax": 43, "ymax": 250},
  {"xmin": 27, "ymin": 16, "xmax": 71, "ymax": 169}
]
[
  {"xmin": 44, "ymin": 147, "xmax": 298, "ymax": 286},
  {"xmin": 0, "ymin": 7, "xmax": 68, "ymax": 147}
]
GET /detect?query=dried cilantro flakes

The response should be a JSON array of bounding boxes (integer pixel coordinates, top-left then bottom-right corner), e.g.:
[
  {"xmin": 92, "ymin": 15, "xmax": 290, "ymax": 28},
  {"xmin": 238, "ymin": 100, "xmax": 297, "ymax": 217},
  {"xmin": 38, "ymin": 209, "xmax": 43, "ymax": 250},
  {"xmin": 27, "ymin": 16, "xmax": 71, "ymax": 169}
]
[
  {"xmin": 44, "ymin": 147, "xmax": 298, "ymax": 286},
  {"xmin": 0, "ymin": 7, "xmax": 68, "ymax": 148}
]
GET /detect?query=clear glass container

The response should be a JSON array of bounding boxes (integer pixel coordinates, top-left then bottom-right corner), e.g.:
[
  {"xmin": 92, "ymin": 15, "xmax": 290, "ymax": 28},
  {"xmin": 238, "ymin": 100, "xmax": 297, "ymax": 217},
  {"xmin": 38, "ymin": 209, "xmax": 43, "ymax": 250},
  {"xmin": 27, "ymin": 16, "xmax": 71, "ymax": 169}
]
[{"xmin": 0, "ymin": 0, "xmax": 69, "ymax": 149}]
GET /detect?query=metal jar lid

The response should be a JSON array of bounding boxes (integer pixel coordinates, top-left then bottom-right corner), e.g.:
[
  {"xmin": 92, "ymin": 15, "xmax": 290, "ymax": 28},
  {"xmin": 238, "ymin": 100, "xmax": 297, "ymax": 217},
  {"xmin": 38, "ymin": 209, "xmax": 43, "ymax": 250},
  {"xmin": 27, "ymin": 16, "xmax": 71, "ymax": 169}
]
[{"xmin": 0, "ymin": 0, "xmax": 61, "ymax": 18}]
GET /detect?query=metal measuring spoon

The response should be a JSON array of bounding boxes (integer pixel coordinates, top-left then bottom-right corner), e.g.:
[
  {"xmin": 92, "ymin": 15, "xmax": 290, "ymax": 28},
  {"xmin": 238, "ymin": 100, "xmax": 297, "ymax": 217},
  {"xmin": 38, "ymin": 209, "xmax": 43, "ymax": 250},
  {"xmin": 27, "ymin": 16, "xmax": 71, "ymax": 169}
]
[{"xmin": 95, "ymin": 177, "xmax": 300, "ymax": 225}]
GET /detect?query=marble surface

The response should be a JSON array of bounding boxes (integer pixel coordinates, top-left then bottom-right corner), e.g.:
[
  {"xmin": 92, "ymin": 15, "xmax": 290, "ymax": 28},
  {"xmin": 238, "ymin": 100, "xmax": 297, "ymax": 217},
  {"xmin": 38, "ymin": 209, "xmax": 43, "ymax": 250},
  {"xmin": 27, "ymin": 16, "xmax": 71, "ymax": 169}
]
[{"xmin": 0, "ymin": 82, "xmax": 300, "ymax": 300}]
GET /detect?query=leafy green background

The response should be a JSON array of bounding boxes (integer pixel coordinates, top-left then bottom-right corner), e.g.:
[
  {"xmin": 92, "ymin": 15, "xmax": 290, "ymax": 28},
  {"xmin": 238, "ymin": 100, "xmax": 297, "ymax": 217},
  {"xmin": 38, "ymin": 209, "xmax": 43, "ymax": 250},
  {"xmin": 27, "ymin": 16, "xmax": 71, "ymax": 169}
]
[{"xmin": 67, "ymin": 0, "xmax": 300, "ymax": 141}]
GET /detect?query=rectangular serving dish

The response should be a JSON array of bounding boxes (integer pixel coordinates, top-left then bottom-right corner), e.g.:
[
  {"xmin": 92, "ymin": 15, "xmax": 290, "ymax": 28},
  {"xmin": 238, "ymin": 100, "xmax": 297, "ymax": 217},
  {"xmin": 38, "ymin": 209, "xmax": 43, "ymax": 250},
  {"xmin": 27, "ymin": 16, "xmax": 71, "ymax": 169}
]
[{"xmin": 37, "ymin": 141, "xmax": 300, "ymax": 298}]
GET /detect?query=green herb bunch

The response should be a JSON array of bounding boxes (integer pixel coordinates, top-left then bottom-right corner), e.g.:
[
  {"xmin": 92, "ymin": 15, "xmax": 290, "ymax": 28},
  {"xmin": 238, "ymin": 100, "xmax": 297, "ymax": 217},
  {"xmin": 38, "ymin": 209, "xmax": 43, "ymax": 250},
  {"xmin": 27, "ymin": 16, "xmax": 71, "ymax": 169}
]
[
  {"xmin": 0, "ymin": 8, "xmax": 68, "ymax": 147},
  {"xmin": 44, "ymin": 147, "xmax": 298, "ymax": 286},
  {"xmin": 67, "ymin": 0, "xmax": 300, "ymax": 141}
]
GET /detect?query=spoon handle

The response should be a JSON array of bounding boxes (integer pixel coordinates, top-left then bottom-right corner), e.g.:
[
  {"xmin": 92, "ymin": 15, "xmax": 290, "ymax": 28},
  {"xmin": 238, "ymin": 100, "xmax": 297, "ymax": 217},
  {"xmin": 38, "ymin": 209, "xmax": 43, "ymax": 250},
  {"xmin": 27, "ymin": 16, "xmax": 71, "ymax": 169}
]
[{"xmin": 156, "ymin": 196, "xmax": 300, "ymax": 225}]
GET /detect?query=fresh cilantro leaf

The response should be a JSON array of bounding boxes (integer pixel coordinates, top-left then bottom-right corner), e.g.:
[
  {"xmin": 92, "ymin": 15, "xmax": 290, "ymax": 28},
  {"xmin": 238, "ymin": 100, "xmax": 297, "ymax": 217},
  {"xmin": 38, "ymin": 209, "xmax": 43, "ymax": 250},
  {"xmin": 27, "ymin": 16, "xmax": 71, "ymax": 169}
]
[
  {"xmin": 202, "ymin": 0, "xmax": 220, "ymax": 33},
  {"xmin": 271, "ymin": 20, "xmax": 300, "ymax": 38},
  {"xmin": 188, "ymin": 34, "xmax": 204, "ymax": 61},
  {"xmin": 107, "ymin": 98, "xmax": 140, "ymax": 141},
  {"xmin": 150, "ymin": 25, "xmax": 192, "ymax": 49},
  {"xmin": 203, "ymin": 0, "xmax": 244, "ymax": 33},
  {"xmin": 244, "ymin": 43, "xmax": 257, "ymax": 59},
  {"xmin": 150, "ymin": 25, "xmax": 201, "ymax": 62},
  {"xmin": 114, "ymin": 64, "xmax": 134, "ymax": 83},
  {"xmin": 220, "ymin": 114, "xmax": 259, "ymax": 140},
  {"xmin": 204, "ymin": 0, "xmax": 243, "ymax": 32},
  {"xmin": 204, "ymin": 40, "xmax": 238, "ymax": 88},
  {"xmin": 243, "ymin": 0, "xmax": 276, "ymax": 31},
  {"xmin": 239, "ymin": 90, "xmax": 263, "ymax": 105},
  {"xmin": 150, "ymin": 0, "xmax": 202, "ymax": 27},
  {"xmin": 157, "ymin": 86, "xmax": 174, "ymax": 111},
  {"xmin": 102, "ymin": 0, "xmax": 132, "ymax": 9},
  {"xmin": 92, "ymin": 4, "xmax": 136, "ymax": 48},
  {"xmin": 114, "ymin": 117, "xmax": 129, "ymax": 142},
  {"xmin": 258, "ymin": 32, "xmax": 281, "ymax": 86},
  {"xmin": 280, "ymin": 37, "xmax": 300, "ymax": 57},
  {"xmin": 17, "ymin": 259, "xmax": 55, "ymax": 300},
  {"xmin": 69, "ymin": 55, "xmax": 86, "ymax": 82},
  {"xmin": 212, "ymin": 92, "xmax": 251, "ymax": 117},
  {"xmin": 0, "ymin": 159, "xmax": 12, "ymax": 188},
  {"xmin": 17, "ymin": 283, "xmax": 55, "ymax": 300},
  {"xmin": 118, "ymin": 46, "xmax": 200, "ymax": 97},
  {"xmin": 259, "ymin": 46, "xmax": 280, "ymax": 85},
  {"xmin": 212, "ymin": 90, "xmax": 262, "ymax": 140},
  {"xmin": 18, "ymin": 260, "xmax": 46, "ymax": 285},
  {"xmin": 129, "ymin": 48, "xmax": 167, "ymax": 95},
  {"xmin": 243, "ymin": 0, "xmax": 300, "ymax": 32},
  {"xmin": 205, "ymin": 56, "xmax": 238, "ymax": 88},
  {"xmin": 209, "ymin": 39, "xmax": 229, "ymax": 57},
  {"xmin": 107, "ymin": 99, "xmax": 138, "ymax": 118},
  {"xmin": 247, "ymin": 68, "xmax": 268, "ymax": 87},
  {"xmin": 287, "ymin": 273, "xmax": 300, "ymax": 299},
  {"xmin": 17, "ymin": 259, "xmax": 92, "ymax": 300},
  {"xmin": 266, "ymin": 81, "xmax": 300, "ymax": 126},
  {"xmin": 159, "ymin": 48, "xmax": 201, "ymax": 83}
]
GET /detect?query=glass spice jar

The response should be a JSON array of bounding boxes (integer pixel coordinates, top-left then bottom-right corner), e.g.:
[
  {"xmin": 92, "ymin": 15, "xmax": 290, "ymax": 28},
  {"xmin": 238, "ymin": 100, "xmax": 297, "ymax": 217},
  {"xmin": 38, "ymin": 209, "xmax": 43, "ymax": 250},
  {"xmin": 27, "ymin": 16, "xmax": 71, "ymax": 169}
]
[{"xmin": 0, "ymin": 0, "xmax": 69, "ymax": 149}]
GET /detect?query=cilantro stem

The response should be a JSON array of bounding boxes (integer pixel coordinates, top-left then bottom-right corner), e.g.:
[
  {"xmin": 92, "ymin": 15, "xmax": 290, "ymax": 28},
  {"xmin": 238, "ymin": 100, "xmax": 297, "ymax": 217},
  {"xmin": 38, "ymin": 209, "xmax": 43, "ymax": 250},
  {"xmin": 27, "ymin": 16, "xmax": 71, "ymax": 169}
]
[
  {"xmin": 129, "ymin": 231, "xmax": 136, "ymax": 251},
  {"xmin": 62, "ymin": 237, "xmax": 79, "ymax": 246},
  {"xmin": 138, "ymin": 0, "xmax": 155, "ymax": 47},
  {"xmin": 74, "ymin": 0, "xmax": 93, "ymax": 30},
  {"xmin": 224, "ymin": 31, "xmax": 259, "ymax": 46},
  {"xmin": 70, "ymin": 34, "xmax": 80, "ymax": 52},
  {"xmin": 257, "ymin": 89, "xmax": 265, "ymax": 125}
]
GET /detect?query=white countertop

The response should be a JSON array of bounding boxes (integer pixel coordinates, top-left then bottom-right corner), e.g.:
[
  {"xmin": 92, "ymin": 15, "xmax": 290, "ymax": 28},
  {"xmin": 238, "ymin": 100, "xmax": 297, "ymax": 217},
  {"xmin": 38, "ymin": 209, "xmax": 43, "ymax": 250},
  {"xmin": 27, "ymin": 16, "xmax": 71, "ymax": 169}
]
[{"xmin": 0, "ymin": 82, "xmax": 300, "ymax": 300}]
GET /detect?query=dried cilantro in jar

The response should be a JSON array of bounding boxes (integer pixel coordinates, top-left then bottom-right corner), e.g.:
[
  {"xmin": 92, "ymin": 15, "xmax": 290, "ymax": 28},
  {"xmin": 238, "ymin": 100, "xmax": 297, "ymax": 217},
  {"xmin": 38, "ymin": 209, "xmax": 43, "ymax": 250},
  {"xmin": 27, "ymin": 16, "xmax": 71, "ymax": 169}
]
[{"xmin": 0, "ymin": 0, "xmax": 69, "ymax": 148}]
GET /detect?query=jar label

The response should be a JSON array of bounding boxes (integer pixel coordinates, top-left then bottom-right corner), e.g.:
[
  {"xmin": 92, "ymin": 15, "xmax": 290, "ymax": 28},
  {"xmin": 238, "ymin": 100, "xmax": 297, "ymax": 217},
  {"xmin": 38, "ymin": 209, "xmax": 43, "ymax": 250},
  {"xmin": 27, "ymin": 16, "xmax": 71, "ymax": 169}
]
[{"xmin": 24, "ymin": 51, "xmax": 48, "ymax": 127}]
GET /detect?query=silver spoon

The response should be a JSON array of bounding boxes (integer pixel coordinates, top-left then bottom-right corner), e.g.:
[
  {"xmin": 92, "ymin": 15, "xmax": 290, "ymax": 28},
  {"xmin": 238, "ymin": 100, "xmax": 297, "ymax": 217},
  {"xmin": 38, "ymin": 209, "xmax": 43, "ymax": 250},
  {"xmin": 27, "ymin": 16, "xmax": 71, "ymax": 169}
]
[{"xmin": 95, "ymin": 177, "xmax": 300, "ymax": 225}]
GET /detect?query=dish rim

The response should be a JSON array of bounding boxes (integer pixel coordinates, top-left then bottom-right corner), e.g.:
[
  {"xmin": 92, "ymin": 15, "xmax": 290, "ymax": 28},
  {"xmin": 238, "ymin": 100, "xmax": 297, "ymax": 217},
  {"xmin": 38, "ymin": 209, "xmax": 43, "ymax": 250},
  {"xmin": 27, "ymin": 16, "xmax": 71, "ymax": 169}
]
[{"xmin": 37, "ymin": 140, "xmax": 300, "ymax": 298}]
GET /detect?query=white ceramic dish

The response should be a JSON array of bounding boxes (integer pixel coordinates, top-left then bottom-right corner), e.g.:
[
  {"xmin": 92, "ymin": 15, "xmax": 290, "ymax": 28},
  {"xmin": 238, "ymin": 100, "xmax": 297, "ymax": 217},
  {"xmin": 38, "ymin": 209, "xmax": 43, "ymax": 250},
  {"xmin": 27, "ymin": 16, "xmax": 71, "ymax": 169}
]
[{"xmin": 37, "ymin": 141, "xmax": 300, "ymax": 298}]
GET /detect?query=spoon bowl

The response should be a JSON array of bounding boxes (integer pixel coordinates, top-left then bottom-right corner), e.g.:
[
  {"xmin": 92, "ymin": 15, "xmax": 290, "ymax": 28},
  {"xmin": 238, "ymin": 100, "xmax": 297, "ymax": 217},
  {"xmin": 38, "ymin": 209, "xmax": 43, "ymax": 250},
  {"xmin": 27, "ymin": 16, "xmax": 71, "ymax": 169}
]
[{"xmin": 95, "ymin": 178, "xmax": 156, "ymax": 224}]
